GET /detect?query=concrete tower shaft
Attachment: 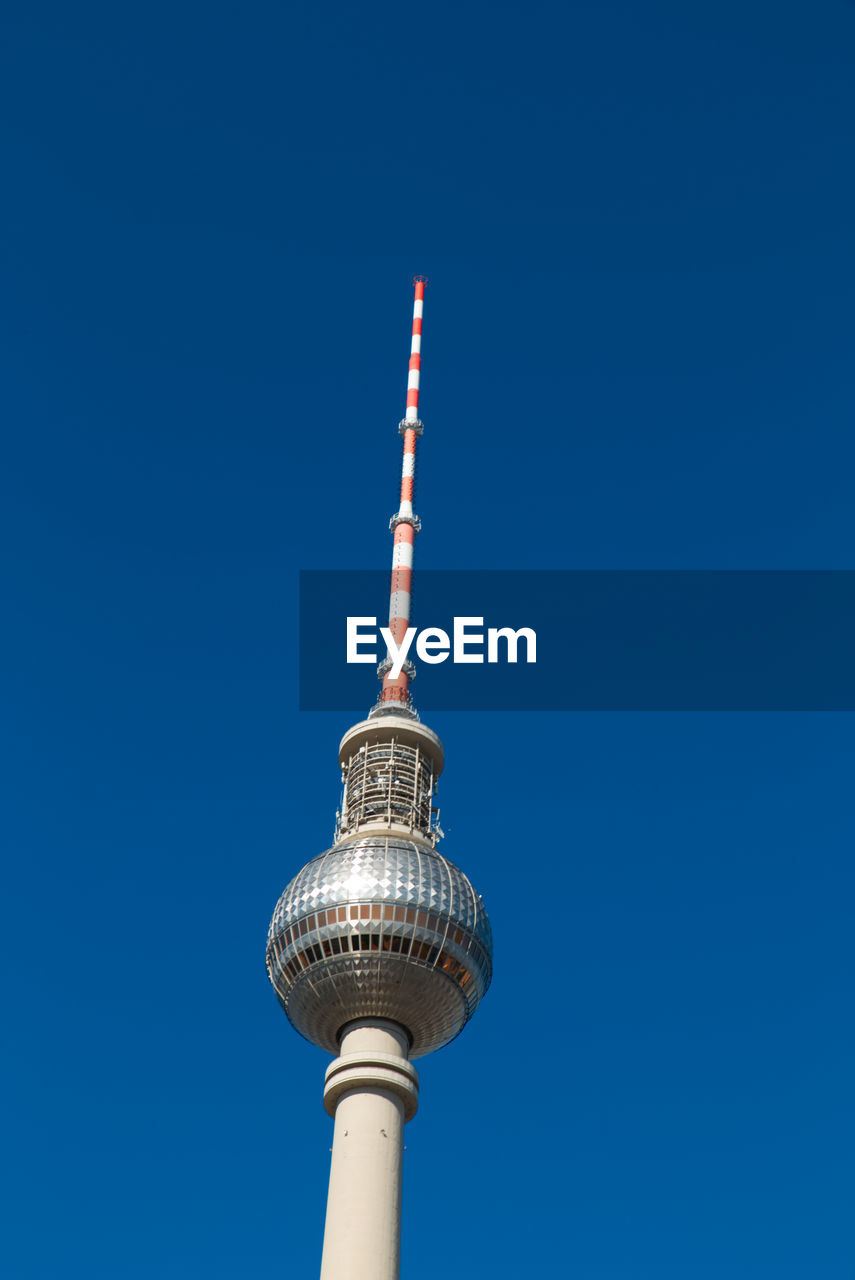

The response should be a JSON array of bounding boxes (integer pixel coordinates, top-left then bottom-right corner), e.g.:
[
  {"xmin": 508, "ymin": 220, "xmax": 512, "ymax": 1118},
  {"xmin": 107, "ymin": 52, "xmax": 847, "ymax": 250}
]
[{"xmin": 320, "ymin": 1022, "xmax": 418, "ymax": 1280}]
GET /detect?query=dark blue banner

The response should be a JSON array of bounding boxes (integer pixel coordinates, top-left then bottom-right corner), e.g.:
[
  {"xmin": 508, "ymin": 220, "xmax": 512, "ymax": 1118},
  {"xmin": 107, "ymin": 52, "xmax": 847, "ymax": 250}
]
[{"xmin": 298, "ymin": 570, "xmax": 855, "ymax": 711}]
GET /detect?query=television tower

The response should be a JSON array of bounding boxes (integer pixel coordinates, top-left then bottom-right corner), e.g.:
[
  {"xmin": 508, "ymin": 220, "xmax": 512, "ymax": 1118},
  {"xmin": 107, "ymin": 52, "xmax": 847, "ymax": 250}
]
[{"xmin": 266, "ymin": 279, "xmax": 493, "ymax": 1280}]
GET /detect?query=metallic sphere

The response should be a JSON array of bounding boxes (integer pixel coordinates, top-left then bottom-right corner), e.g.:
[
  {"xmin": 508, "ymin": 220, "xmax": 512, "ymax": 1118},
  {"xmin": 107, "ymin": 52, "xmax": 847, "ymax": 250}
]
[{"xmin": 266, "ymin": 835, "xmax": 492, "ymax": 1057}]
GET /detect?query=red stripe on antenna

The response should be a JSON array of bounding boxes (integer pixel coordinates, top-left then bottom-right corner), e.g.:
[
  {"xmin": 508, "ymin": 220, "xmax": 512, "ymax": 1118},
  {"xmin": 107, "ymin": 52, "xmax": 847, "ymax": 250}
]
[{"xmin": 380, "ymin": 277, "xmax": 427, "ymax": 705}]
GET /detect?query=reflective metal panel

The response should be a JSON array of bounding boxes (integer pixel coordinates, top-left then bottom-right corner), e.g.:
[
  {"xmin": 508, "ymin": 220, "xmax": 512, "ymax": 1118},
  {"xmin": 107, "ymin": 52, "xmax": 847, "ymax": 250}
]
[{"xmin": 267, "ymin": 836, "xmax": 492, "ymax": 1057}]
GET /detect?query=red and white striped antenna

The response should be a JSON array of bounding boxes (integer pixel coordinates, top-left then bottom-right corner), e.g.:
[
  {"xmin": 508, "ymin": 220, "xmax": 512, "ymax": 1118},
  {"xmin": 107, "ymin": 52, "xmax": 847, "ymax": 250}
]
[{"xmin": 378, "ymin": 276, "xmax": 428, "ymax": 707}]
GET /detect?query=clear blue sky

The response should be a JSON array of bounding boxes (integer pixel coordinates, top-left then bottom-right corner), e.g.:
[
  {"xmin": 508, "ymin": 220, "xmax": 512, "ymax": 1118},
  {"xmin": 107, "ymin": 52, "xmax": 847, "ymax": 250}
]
[{"xmin": 2, "ymin": 2, "xmax": 853, "ymax": 1276}]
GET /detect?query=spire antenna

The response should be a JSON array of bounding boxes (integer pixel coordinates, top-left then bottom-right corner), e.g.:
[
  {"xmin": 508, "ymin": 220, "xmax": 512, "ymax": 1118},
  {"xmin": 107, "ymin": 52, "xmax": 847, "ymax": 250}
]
[{"xmin": 379, "ymin": 277, "xmax": 428, "ymax": 707}]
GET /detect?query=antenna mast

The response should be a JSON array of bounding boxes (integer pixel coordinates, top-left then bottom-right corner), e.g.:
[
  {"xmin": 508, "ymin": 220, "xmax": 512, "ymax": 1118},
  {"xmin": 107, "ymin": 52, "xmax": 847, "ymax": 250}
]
[{"xmin": 379, "ymin": 276, "xmax": 427, "ymax": 707}]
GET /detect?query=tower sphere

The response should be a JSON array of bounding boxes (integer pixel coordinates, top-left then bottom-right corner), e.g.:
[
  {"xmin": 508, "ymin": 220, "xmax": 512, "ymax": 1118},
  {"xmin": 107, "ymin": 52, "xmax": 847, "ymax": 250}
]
[{"xmin": 266, "ymin": 835, "xmax": 492, "ymax": 1057}]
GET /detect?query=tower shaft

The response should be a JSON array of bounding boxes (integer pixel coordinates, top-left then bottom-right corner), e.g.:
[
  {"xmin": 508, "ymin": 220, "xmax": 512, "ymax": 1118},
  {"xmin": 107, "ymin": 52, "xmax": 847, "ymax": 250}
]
[
  {"xmin": 320, "ymin": 1021, "xmax": 419, "ymax": 1280},
  {"xmin": 381, "ymin": 277, "xmax": 427, "ymax": 706}
]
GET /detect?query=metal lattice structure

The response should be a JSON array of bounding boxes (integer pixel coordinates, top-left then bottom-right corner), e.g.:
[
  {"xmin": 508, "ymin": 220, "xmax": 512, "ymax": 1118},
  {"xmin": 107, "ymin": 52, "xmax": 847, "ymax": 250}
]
[
  {"xmin": 335, "ymin": 711, "xmax": 444, "ymax": 844},
  {"xmin": 340, "ymin": 741, "xmax": 434, "ymax": 837}
]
